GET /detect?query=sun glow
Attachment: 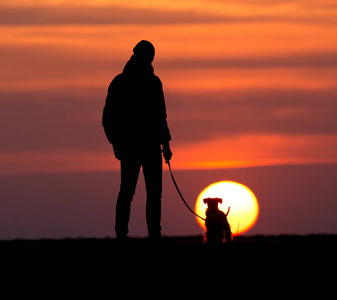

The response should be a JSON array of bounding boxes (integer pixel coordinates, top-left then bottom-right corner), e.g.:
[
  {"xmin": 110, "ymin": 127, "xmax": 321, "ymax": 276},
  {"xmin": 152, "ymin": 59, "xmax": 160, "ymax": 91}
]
[{"xmin": 195, "ymin": 181, "xmax": 259, "ymax": 236}]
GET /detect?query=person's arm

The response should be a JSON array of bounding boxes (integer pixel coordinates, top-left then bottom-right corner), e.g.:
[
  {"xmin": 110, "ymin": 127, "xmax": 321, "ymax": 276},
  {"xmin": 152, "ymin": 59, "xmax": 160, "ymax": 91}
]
[
  {"xmin": 157, "ymin": 78, "xmax": 172, "ymax": 162},
  {"xmin": 102, "ymin": 75, "xmax": 123, "ymax": 145}
]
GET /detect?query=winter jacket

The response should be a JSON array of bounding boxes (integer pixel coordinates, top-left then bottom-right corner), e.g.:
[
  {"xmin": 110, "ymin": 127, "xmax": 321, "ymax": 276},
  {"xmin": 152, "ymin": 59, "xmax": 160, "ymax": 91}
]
[{"xmin": 102, "ymin": 55, "xmax": 171, "ymax": 155}]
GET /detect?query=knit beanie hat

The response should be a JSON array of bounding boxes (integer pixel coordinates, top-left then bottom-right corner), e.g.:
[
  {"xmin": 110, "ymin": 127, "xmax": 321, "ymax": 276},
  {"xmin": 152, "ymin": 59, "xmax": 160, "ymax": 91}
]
[{"xmin": 133, "ymin": 40, "xmax": 155, "ymax": 63}]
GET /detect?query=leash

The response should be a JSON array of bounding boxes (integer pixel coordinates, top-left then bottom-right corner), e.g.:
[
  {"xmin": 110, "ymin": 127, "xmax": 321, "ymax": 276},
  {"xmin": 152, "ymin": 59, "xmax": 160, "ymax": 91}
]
[{"xmin": 167, "ymin": 161, "xmax": 206, "ymax": 221}]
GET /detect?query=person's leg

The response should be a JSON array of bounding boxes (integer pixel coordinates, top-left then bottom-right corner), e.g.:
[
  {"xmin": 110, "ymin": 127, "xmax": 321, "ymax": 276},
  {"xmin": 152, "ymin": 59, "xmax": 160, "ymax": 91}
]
[
  {"xmin": 115, "ymin": 159, "xmax": 141, "ymax": 238},
  {"xmin": 142, "ymin": 147, "xmax": 163, "ymax": 239}
]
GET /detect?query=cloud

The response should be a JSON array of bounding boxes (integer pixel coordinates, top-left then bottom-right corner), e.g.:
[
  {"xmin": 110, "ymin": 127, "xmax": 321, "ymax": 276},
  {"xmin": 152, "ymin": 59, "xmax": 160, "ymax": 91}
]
[
  {"xmin": 157, "ymin": 52, "xmax": 337, "ymax": 70},
  {"xmin": 209, "ymin": 0, "xmax": 337, "ymax": 9},
  {"xmin": 2, "ymin": 87, "xmax": 336, "ymax": 155},
  {"xmin": 0, "ymin": 89, "xmax": 108, "ymax": 153},
  {"xmin": 172, "ymin": 133, "xmax": 337, "ymax": 170},
  {"xmin": 0, "ymin": 4, "xmax": 335, "ymax": 26},
  {"xmin": 166, "ymin": 88, "xmax": 337, "ymax": 143},
  {"xmin": 0, "ymin": 5, "xmax": 232, "ymax": 26},
  {"xmin": 1, "ymin": 41, "xmax": 336, "ymax": 94}
]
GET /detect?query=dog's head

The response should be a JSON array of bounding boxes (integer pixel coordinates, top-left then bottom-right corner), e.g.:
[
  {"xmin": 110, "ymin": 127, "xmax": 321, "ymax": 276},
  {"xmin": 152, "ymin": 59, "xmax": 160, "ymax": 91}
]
[{"xmin": 203, "ymin": 197, "xmax": 222, "ymax": 211}]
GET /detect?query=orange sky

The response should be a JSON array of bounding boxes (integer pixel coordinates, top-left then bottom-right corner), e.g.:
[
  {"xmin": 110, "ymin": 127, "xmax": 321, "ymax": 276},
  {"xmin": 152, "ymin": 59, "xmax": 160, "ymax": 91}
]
[{"xmin": 1, "ymin": 0, "xmax": 337, "ymax": 174}]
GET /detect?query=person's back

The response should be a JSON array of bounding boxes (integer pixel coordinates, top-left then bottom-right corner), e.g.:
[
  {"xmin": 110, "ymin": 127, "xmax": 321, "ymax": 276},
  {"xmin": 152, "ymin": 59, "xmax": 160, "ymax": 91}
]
[
  {"xmin": 102, "ymin": 40, "xmax": 172, "ymax": 240},
  {"xmin": 103, "ymin": 41, "xmax": 171, "ymax": 158}
]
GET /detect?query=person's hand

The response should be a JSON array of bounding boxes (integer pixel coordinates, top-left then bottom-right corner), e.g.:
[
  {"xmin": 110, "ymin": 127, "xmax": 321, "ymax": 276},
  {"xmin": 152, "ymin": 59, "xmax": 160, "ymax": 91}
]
[{"xmin": 162, "ymin": 147, "xmax": 172, "ymax": 163}]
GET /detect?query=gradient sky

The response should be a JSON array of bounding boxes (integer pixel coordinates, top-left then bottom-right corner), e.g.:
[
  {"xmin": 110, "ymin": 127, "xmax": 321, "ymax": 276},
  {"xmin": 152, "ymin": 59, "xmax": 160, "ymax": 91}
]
[
  {"xmin": 1, "ymin": 0, "xmax": 337, "ymax": 174},
  {"xmin": 1, "ymin": 1, "xmax": 337, "ymax": 238}
]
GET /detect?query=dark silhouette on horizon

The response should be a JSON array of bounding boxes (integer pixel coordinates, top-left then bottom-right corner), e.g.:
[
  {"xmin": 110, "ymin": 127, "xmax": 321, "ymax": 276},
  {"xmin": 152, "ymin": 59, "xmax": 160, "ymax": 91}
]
[
  {"xmin": 203, "ymin": 198, "xmax": 232, "ymax": 244},
  {"xmin": 102, "ymin": 40, "xmax": 172, "ymax": 240}
]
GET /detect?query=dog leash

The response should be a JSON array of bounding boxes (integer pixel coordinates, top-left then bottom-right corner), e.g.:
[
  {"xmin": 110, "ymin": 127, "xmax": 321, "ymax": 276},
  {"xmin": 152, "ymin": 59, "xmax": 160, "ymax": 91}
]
[{"xmin": 167, "ymin": 161, "xmax": 206, "ymax": 221}]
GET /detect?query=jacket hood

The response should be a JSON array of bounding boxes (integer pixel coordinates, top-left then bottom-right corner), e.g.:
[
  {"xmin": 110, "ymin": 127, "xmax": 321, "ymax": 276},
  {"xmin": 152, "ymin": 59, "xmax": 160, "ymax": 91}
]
[{"xmin": 123, "ymin": 54, "xmax": 154, "ymax": 76}]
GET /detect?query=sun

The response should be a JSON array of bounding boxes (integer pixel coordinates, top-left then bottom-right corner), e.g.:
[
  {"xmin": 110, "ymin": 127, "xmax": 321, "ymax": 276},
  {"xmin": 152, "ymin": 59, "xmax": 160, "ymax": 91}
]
[{"xmin": 195, "ymin": 181, "xmax": 259, "ymax": 236}]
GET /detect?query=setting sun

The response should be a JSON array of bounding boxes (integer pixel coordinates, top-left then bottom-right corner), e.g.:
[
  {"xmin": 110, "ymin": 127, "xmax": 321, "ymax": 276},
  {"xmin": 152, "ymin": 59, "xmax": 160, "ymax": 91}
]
[{"xmin": 195, "ymin": 181, "xmax": 259, "ymax": 236}]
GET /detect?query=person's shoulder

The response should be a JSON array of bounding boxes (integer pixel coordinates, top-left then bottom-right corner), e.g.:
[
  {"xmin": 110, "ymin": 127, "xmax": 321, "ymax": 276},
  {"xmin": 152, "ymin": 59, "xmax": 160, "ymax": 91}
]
[
  {"xmin": 153, "ymin": 74, "xmax": 161, "ymax": 82},
  {"xmin": 112, "ymin": 73, "xmax": 125, "ymax": 83},
  {"xmin": 108, "ymin": 73, "xmax": 125, "ymax": 90},
  {"xmin": 152, "ymin": 74, "xmax": 163, "ymax": 87}
]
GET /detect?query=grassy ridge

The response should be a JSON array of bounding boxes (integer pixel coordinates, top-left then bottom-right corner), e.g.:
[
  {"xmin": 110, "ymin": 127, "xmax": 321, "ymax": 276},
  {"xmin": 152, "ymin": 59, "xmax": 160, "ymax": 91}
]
[
  {"xmin": 1, "ymin": 234, "xmax": 336, "ymax": 253},
  {"xmin": 1, "ymin": 235, "xmax": 335, "ymax": 285}
]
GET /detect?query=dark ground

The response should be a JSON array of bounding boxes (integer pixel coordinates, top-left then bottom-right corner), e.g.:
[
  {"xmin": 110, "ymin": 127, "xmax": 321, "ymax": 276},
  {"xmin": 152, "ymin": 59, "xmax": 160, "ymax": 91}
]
[
  {"xmin": 1, "ymin": 235, "xmax": 335, "ymax": 294},
  {"xmin": 1, "ymin": 234, "xmax": 336, "ymax": 262}
]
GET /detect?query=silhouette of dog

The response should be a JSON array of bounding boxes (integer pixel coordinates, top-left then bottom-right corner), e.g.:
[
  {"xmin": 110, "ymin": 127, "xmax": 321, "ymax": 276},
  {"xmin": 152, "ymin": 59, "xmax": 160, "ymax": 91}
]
[{"xmin": 203, "ymin": 198, "xmax": 231, "ymax": 244}]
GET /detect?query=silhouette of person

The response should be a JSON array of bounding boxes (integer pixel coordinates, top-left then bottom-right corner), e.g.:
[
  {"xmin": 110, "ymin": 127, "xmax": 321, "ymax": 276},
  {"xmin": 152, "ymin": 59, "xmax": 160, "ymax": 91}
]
[{"xmin": 102, "ymin": 40, "xmax": 172, "ymax": 240}]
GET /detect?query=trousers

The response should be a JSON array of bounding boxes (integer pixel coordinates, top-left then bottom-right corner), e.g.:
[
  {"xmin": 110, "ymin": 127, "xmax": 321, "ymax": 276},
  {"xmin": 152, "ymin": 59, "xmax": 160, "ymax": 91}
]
[{"xmin": 115, "ymin": 146, "xmax": 162, "ymax": 238}]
